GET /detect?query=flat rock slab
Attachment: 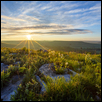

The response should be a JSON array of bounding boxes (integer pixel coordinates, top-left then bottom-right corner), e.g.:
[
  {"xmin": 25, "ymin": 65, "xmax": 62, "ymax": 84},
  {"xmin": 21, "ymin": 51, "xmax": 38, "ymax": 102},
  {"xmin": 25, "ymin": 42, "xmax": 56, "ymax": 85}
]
[
  {"xmin": 13, "ymin": 61, "xmax": 21, "ymax": 65},
  {"xmin": 35, "ymin": 75, "xmax": 47, "ymax": 94},
  {"xmin": 37, "ymin": 63, "xmax": 78, "ymax": 94},
  {"xmin": 1, "ymin": 61, "xmax": 21, "ymax": 72},
  {"xmin": 39, "ymin": 63, "xmax": 77, "ymax": 81},
  {"xmin": 1, "ymin": 75, "xmax": 24, "ymax": 101},
  {"xmin": 1, "ymin": 63, "xmax": 9, "ymax": 72},
  {"xmin": 9, "ymin": 53, "xmax": 17, "ymax": 55}
]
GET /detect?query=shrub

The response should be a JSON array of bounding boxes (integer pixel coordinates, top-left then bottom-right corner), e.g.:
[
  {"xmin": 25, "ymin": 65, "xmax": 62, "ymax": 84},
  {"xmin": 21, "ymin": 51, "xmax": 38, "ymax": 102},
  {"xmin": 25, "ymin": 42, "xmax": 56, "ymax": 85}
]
[
  {"xmin": 11, "ymin": 77, "xmax": 41, "ymax": 101},
  {"xmin": 1, "ymin": 56, "xmax": 5, "ymax": 62},
  {"xmin": 18, "ymin": 67, "xmax": 26, "ymax": 74},
  {"xmin": 1, "ymin": 70, "xmax": 11, "ymax": 88},
  {"xmin": 54, "ymin": 63, "xmax": 66, "ymax": 74},
  {"xmin": 42, "ymin": 76, "xmax": 94, "ymax": 101},
  {"xmin": 85, "ymin": 54, "xmax": 92, "ymax": 64}
]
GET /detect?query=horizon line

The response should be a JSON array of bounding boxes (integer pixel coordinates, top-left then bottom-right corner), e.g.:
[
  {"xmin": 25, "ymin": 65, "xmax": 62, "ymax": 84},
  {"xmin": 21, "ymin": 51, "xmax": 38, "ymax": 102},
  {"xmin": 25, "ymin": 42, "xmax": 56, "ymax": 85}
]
[{"xmin": 1, "ymin": 40, "xmax": 101, "ymax": 42}]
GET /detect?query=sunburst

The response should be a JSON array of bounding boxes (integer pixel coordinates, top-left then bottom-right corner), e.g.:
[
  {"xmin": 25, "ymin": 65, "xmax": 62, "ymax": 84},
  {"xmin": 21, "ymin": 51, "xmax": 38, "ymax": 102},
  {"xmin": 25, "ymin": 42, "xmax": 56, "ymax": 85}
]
[{"xmin": 26, "ymin": 35, "xmax": 31, "ymax": 40}]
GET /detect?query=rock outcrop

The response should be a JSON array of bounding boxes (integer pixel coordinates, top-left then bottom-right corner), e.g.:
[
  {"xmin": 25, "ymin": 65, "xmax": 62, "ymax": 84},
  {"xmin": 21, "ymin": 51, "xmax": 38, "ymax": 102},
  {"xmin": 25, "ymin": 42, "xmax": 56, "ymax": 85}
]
[
  {"xmin": 36, "ymin": 63, "xmax": 78, "ymax": 94},
  {"xmin": 1, "ymin": 75, "xmax": 24, "ymax": 101},
  {"xmin": 1, "ymin": 63, "xmax": 8, "ymax": 72}
]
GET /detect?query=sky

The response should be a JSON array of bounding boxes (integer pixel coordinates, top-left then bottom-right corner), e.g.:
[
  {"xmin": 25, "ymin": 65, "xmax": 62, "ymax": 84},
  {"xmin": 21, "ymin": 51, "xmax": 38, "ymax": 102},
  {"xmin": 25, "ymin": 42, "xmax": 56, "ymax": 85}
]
[{"xmin": 1, "ymin": 1, "xmax": 101, "ymax": 41}]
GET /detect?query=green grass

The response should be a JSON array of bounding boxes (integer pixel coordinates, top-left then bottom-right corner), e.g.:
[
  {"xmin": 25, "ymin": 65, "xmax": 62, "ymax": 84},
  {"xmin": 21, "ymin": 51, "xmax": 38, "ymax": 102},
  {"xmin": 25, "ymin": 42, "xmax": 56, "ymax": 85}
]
[
  {"xmin": 1, "ymin": 47, "xmax": 101, "ymax": 101},
  {"xmin": 1, "ymin": 41, "xmax": 101, "ymax": 54}
]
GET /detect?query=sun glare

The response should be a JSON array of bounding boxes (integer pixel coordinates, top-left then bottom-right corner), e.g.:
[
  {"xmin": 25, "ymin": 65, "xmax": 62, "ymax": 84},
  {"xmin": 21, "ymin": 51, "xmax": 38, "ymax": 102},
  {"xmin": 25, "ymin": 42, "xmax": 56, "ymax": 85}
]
[{"xmin": 26, "ymin": 35, "xmax": 31, "ymax": 40}]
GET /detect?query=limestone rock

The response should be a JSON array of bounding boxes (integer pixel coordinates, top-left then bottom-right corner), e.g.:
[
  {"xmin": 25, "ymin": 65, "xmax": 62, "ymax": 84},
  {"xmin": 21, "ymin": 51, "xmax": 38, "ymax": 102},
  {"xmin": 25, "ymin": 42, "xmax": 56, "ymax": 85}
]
[
  {"xmin": 35, "ymin": 75, "xmax": 47, "ymax": 94},
  {"xmin": 43, "ymin": 50, "xmax": 48, "ymax": 53},
  {"xmin": 13, "ymin": 61, "xmax": 21, "ymax": 65},
  {"xmin": 1, "ymin": 63, "xmax": 9, "ymax": 72},
  {"xmin": 36, "ymin": 63, "xmax": 79, "ymax": 94},
  {"xmin": 95, "ymin": 95, "xmax": 101, "ymax": 101},
  {"xmin": 1, "ymin": 75, "xmax": 24, "ymax": 101},
  {"xmin": 9, "ymin": 53, "xmax": 17, "ymax": 55},
  {"xmin": 39, "ymin": 63, "xmax": 77, "ymax": 80}
]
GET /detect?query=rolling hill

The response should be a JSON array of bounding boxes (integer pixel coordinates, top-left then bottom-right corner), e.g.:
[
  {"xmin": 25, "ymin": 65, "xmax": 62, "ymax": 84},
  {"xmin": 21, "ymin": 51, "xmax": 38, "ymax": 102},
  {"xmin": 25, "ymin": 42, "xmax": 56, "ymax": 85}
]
[{"xmin": 1, "ymin": 41, "xmax": 101, "ymax": 54}]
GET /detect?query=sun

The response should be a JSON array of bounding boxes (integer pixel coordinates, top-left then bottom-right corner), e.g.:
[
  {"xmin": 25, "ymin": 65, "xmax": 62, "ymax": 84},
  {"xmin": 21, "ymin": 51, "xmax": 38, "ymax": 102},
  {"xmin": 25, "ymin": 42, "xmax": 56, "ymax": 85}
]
[{"xmin": 26, "ymin": 35, "xmax": 31, "ymax": 40}]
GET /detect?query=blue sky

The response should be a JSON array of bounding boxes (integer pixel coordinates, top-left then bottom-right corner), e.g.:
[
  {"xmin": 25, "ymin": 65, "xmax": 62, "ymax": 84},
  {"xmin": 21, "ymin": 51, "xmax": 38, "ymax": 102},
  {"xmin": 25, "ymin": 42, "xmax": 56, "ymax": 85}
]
[{"xmin": 1, "ymin": 1, "xmax": 101, "ymax": 41}]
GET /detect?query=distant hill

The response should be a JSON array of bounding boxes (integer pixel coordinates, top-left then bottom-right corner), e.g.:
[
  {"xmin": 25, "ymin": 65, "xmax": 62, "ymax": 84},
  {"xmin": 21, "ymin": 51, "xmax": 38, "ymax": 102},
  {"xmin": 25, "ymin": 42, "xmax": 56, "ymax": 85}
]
[
  {"xmin": 1, "ymin": 41, "xmax": 101, "ymax": 54},
  {"xmin": 1, "ymin": 42, "xmax": 16, "ymax": 48},
  {"xmin": 83, "ymin": 41, "xmax": 101, "ymax": 44}
]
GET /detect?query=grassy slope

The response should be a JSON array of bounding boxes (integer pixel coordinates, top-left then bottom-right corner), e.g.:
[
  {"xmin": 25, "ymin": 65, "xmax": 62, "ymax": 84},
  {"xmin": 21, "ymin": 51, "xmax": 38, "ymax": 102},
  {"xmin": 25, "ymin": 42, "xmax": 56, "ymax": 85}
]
[
  {"xmin": 1, "ymin": 47, "xmax": 101, "ymax": 101},
  {"xmin": 1, "ymin": 41, "xmax": 101, "ymax": 53},
  {"xmin": 1, "ymin": 42, "xmax": 16, "ymax": 48},
  {"xmin": 83, "ymin": 41, "xmax": 101, "ymax": 44}
]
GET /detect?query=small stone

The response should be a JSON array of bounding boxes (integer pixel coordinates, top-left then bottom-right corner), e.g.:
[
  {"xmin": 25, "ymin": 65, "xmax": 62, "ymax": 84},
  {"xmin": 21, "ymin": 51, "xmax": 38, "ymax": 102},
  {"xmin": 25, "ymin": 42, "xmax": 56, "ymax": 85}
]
[
  {"xmin": 43, "ymin": 50, "xmax": 48, "ymax": 53},
  {"xmin": 96, "ymin": 95, "xmax": 101, "ymax": 101}
]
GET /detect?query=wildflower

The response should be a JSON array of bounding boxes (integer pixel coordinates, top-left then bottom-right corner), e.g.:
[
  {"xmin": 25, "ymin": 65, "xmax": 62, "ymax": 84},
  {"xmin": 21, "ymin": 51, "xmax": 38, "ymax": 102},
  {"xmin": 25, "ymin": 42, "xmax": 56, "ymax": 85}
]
[
  {"xmin": 65, "ymin": 62, "xmax": 68, "ymax": 65},
  {"xmin": 58, "ymin": 53, "xmax": 60, "ymax": 56},
  {"xmin": 61, "ymin": 54, "xmax": 63, "ymax": 58}
]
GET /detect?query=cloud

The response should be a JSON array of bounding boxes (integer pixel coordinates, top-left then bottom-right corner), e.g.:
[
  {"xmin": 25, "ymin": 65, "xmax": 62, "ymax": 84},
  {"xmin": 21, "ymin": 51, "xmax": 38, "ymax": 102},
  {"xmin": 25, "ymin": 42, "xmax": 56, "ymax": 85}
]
[
  {"xmin": 45, "ymin": 2, "xmax": 80, "ymax": 12},
  {"xmin": 1, "ymin": 1, "xmax": 100, "ymax": 40},
  {"xmin": 65, "ymin": 8, "xmax": 88, "ymax": 14},
  {"xmin": 1, "ymin": 24, "xmax": 73, "ymax": 31},
  {"xmin": 1, "ymin": 20, "xmax": 6, "ymax": 24},
  {"xmin": 1, "ymin": 15, "xmax": 26, "ymax": 21},
  {"xmin": 29, "ymin": 29, "xmax": 92, "ymax": 35},
  {"xmin": 89, "ymin": 3, "xmax": 101, "ymax": 10},
  {"xmin": 1, "ymin": 23, "xmax": 92, "ymax": 37},
  {"xmin": 18, "ymin": 15, "xmax": 40, "ymax": 21},
  {"xmin": 2, "ymin": 1, "xmax": 101, "ymax": 29}
]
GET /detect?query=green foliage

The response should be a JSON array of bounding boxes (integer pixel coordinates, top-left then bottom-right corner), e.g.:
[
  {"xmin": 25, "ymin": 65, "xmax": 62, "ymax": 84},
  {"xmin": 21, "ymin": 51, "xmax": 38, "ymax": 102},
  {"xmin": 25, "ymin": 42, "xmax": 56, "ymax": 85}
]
[
  {"xmin": 7, "ymin": 64, "xmax": 18, "ymax": 75},
  {"xmin": 1, "ymin": 56, "xmax": 5, "ymax": 62},
  {"xmin": 18, "ymin": 67, "xmax": 26, "ymax": 74},
  {"xmin": 54, "ymin": 63, "xmax": 66, "ymax": 74},
  {"xmin": 4, "ymin": 56, "xmax": 15, "ymax": 65},
  {"xmin": 10, "ymin": 77, "xmax": 41, "ymax": 101},
  {"xmin": 1, "ymin": 70, "xmax": 11, "ymax": 88},
  {"xmin": 41, "ymin": 76, "xmax": 94, "ymax": 101},
  {"xmin": 85, "ymin": 54, "xmax": 92, "ymax": 64},
  {"xmin": 1, "ymin": 47, "xmax": 101, "ymax": 101}
]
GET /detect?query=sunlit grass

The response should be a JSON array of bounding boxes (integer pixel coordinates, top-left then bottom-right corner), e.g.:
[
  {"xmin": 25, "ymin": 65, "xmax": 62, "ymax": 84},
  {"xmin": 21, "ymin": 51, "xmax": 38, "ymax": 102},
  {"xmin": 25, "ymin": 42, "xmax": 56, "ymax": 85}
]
[{"xmin": 1, "ymin": 47, "xmax": 101, "ymax": 101}]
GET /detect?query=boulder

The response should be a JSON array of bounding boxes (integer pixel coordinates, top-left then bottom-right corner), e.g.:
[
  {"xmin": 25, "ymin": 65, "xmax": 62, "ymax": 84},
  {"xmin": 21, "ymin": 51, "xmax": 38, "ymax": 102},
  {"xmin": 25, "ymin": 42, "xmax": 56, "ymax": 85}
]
[
  {"xmin": 40, "ymin": 49, "xmax": 43, "ymax": 51},
  {"xmin": 39, "ymin": 63, "xmax": 77, "ymax": 80},
  {"xmin": 11, "ymin": 75, "xmax": 21, "ymax": 84},
  {"xmin": 95, "ymin": 95, "xmax": 101, "ymax": 101},
  {"xmin": 1, "ymin": 75, "xmax": 24, "ymax": 101},
  {"xmin": 9, "ymin": 53, "xmax": 17, "ymax": 55},
  {"xmin": 35, "ymin": 63, "xmax": 79, "ymax": 94},
  {"xmin": 35, "ymin": 75, "xmax": 47, "ymax": 94},
  {"xmin": 43, "ymin": 50, "xmax": 48, "ymax": 53}
]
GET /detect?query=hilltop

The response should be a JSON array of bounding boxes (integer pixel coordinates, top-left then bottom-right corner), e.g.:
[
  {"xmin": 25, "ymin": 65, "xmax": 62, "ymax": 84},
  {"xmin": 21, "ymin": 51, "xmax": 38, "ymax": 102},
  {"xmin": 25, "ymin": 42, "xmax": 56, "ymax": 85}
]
[
  {"xmin": 1, "ymin": 47, "xmax": 101, "ymax": 101},
  {"xmin": 1, "ymin": 41, "xmax": 101, "ymax": 54}
]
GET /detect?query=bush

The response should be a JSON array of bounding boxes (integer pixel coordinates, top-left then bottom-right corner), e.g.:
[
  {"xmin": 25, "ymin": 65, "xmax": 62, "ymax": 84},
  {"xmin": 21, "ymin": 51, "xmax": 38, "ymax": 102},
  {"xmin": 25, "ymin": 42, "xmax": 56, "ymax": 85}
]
[
  {"xmin": 7, "ymin": 64, "xmax": 18, "ymax": 75},
  {"xmin": 54, "ymin": 63, "xmax": 66, "ymax": 74},
  {"xmin": 18, "ymin": 67, "xmax": 26, "ymax": 74},
  {"xmin": 1, "ymin": 70, "xmax": 11, "ymax": 88},
  {"xmin": 42, "ymin": 76, "xmax": 94, "ymax": 101},
  {"xmin": 85, "ymin": 54, "xmax": 92, "ymax": 64},
  {"xmin": 1, "ymin": 56, "xmax": 5, "ymax": 62},
  {"xmin": 1, "ymin": 47, "xmax": 101, "ymax": 101},
  {"xmin": 11, "ymin": 77, "xmax": 41, "ymax": 101}
]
